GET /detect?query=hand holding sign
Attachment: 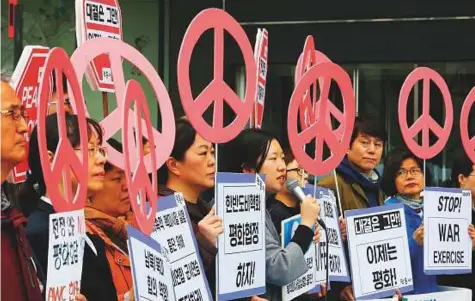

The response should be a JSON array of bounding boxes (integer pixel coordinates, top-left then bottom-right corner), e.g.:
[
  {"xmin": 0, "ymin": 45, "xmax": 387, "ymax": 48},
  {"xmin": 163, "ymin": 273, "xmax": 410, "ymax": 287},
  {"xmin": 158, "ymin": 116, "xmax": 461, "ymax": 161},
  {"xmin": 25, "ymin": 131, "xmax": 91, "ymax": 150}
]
[
  {"xmin": 413, "ymin": 223, "xmax": 424, "ymax": 246},
  {"xmin": 398, "ymin": 67, "xmax": 453, "ymax": 159},
  {"xmin": 197, "ymin": 205, "xmax": 223, "ymax": 246},
  {"xmin": 177, "ymin": 8, "xmax": 256, "ymax": 143},
  {"xmin": 288, "ymin": 62, "xmax": 355, "ymax": 176}
]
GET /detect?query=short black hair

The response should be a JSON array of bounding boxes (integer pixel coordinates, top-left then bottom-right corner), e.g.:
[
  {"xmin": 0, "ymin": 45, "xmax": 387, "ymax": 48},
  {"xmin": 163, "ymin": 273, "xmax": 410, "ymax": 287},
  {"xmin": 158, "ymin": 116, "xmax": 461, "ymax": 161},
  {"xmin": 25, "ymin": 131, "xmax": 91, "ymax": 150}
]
[
  {"xmin": 220, "ymin": 128, "xmax": 281, "ymax": 173},
  {"xmin": 381, "ymin": 148, "xmax": 430, "ymax": 197},
  {"xmin": 350, "ymin": 115, "xmax": 387, "ymax": 148},
  {"xmin": 104, "ymin": 138, "xmax": 123, "ymax": 172},
  {"xmin": 158, "ymin": 117, "xmax": 197, "ymax": 185},
  {"xmin": 449, "ymin": 150, "xmax": 474, "ymax": 188},
  {"xmin": 27, "ymin": 113, "xmax": 104, "ymax": 197}
]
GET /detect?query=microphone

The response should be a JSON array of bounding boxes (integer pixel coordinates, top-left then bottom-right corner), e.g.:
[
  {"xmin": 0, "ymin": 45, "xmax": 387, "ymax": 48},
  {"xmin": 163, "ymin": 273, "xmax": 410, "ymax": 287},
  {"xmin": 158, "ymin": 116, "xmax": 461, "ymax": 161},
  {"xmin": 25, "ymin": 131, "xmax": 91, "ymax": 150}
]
[{"xmin": 286, "ymin": 179, "xmax": 327, "ymax": 230}]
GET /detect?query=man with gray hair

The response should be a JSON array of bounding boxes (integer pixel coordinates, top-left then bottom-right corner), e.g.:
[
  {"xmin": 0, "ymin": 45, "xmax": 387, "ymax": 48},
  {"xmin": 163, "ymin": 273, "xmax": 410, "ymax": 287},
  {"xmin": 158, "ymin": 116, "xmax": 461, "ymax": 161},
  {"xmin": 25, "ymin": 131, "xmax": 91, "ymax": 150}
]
[{"xmin": 0, "ymin": 70, "xmax": 42, "ymax": 301}]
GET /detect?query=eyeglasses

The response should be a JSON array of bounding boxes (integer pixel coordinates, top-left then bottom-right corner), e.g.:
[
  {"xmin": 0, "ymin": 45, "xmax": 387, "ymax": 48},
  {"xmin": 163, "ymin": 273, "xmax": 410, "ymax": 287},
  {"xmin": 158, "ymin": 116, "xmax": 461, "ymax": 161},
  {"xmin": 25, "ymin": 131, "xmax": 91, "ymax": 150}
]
[
  {"xmin": 0, "ymin": 107, "xmax": 28, "ymax": 122},
  {"xmin": 74, "ymin": 146, "xmax": 108, "ymax": 158},
  {"xmin": 287, "ymin": 168, "xmax": 307, "ymax": 176},
  {"xmin": 396, "ymin": 168, "xmax": 422, "ymax": 178}
]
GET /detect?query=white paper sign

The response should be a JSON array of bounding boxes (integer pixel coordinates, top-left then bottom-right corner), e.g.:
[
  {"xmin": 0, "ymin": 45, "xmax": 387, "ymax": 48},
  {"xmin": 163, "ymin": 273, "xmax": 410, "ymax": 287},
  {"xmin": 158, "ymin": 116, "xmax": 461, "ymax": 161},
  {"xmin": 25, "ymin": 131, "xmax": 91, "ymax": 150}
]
[
  {"xmin": 402, "ymin": 286, "xmax": 472, "ymax": 301},
  {"xmin": 128, "ymin": 226, "xmax": 175, "ymax": 301},
  {"xmin": 45, "ymin": 210, "xmax": 86, "ymax": 301},
  {"xmin": 346, "ymin": 203, "xmax": 414, "ymax": 300},
  {"xmin": 423, "ymin": 187, "xmax": 472, "ymax": 275},
  {"xmin": 215, "ymin": 173, "xmax": 266, "ymax": 300},
  {"xmin": 151, "ymin": 194, "xmax": 213, "ymax": 301},
  {"xmin": 281, "ymin": 215, "xmax": 316, "ymax": 301},
  {"xmin": 304, "ymin": 185, "xmax": 351, "ymax": 282}
]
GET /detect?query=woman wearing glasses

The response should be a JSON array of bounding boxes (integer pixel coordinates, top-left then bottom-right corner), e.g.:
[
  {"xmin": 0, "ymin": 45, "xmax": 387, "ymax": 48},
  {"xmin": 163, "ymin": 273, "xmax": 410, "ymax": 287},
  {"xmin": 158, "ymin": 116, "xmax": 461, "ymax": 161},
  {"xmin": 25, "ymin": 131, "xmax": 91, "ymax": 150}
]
[
  {"xmin": 23, "ymin": 114, "xmax": 117, "ymax": 300},
  {"xmin": 381, "ymin": 149, "xmax": 436, "ymax": 294}
]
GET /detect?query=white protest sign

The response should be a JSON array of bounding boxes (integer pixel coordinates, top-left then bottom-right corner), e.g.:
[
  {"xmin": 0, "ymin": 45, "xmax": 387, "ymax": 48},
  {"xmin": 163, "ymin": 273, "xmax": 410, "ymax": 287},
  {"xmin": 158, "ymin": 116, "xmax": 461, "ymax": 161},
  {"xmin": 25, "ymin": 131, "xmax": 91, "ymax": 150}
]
[
  {"xmin": 151, "ymin": 194, "xmax": 213, "ymax": 301},
  {"xmin": 402, "ymin": 286, "xmax": 472, "ymax": 301},
  {"xmin": 128, "ymin": 226, "xmax": 175, "ymax": 301},
  {"xmin": 346, "ymin": 203, "xmax": 414, "ymax": 300},
  {"xmin": 45, "ymin": 210, "xmax": 86, "ymax": 301},
  {"xmin": 215, "ymin": 173, "xmax": 266, "ymax": 300},
  {"xmin": 281, "ymin": 215, "xmax": 317, "ymax": 301},
  {"xmin": 423, "ymin": 187, "xmax": 472, "ymax": 275},
  {"xmin": 304, "ymin": 185, "xmax": 351, "ymax": 282}
]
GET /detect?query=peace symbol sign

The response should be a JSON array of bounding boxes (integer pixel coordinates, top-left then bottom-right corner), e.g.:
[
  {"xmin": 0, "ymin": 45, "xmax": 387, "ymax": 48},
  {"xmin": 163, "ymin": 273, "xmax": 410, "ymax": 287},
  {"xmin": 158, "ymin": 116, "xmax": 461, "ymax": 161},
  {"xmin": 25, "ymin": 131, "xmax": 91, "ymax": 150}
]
[
  {"xmin": 37, "ymin": 48, "xmax": 89, "ymax": 212},
  {"xmin": 71, "ymin": 38, "xmax": 175, "ymax": 173},
  {"xmin": 294, "ymin": 36, "xmax": 342, "ymax": 138},
  {"xmin": 398, "ymin": 67, "xmax": 453, "ymax": 159},
  {"xmin": 288, "ymin": 62, "xmax": 355, "ymax": 176},
  {"xmin": 177, "ymin": 8, "xmax": 256, "ymax": 143},
  {"xmin": 123, "ymin": 80, "xmax": 158, "ymax": 235},
  {"xmin": 460, "ymin": 87, "xmax": 475, "ymax": 163}
]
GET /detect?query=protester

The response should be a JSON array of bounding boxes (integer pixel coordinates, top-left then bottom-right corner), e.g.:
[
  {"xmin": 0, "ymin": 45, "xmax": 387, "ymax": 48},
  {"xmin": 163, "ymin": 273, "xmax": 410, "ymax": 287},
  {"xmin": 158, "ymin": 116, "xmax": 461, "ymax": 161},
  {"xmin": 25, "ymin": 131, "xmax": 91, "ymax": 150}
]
[
  {"xmin": 85, "ymin": 138, "xmax": 137, "ymax": 301},
  {"xmin": 438, "ymin": 150, "xmax": 475, "ymax": 299},
  {"xmin": 24, "ymin": 113, "xmax": 114, "ymax": 300},
  {"xmin": 220, "ymin": 128, "xmax": 321, "ymax": 301},
  {"xmin": 318, "ymin": 115, "xmax": 386, "ymax": 300},
  {"xmin": 382, "ymin": 149, "xmax": 449, "ymax": 294},
  {"xmin": 268, "ymin": 147, "xmax": 325, "ymax": 300},
  {"xmin": 0, "ymin": 72, "xmax": 86, "ymax": 301},
  {"xmin": 158, "ymin": 117, "xmax": 223, "ymax": 296}
]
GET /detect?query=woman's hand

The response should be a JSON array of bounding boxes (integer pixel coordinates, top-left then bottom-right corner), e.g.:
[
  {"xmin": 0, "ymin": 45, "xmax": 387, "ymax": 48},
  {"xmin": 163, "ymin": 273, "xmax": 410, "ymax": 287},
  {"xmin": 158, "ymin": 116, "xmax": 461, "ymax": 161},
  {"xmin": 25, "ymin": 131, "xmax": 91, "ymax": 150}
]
[
  {"xmin": 413, "ymin": 223, "xmax": 424, "ymax": 246},
  {"xmin": 468, "ymin": 224, "xmax": 475, "ymax": 250},
  {"xmin": 198, "ymin": 206, "xmax": 224, "ymax": 245},
  {"xmin": 339, "ymin": 217, "xmax": 347, "ymax": 241},
  {"xmin": 75, "ymin": 294, "xmax": 87, "ymax": 301},
  {"xmin": 313, "ymin": 223, "xmax": 322, "ymax": 244}
]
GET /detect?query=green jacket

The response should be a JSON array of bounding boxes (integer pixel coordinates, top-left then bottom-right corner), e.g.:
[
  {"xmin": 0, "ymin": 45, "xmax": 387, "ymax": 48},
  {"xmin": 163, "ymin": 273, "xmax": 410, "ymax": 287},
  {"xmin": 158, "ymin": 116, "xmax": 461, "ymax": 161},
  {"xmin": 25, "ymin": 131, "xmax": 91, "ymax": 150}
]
[{"xmin": 318, "ymin": 172, "xmax": 385, "ymax": 215}]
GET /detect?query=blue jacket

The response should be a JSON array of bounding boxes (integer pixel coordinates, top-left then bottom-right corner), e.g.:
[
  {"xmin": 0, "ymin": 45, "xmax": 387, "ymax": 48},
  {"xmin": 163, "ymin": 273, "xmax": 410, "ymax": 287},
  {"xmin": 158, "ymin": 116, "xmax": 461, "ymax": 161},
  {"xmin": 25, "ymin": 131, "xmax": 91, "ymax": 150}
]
[{"xmin": 385, "ymin": 197, "xmax": 438, "ymax": 294}]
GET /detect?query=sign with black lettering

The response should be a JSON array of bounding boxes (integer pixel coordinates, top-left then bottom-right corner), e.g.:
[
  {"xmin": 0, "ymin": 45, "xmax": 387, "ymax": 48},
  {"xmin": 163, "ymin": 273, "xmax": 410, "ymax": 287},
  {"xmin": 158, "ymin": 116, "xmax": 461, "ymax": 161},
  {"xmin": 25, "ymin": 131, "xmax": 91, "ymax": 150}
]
[
  {"xmin": 346, "ymin": 203, "xmax": 413, "ymax": 299},
  {"xmin": 151, "ymin": 194, "xmax": 212, "ymax": 301},
  {"xmin": 46, "ymin": 210, "xmax": 86, "ymax": 301},
  {"xmin": 215, "ymin": 173, "xmax": 266, "ymax": 300},
  {"xmin": 128, "ymin": 226, "xmax": 175, "ymax": 301},
  {"xmin": 401, "ymin": 285, "xmax": 472, "ymax": 301},
  {"xmin": 281, "ymin": 215, "xmax": 317, "ymax": 301},
  {"xmin": 423, "ymin": 187, "xmax": 472, "ymax": 275},
  {"xmin": 304, "ymin": 185, "xmax": 350, "ymax": 282}
]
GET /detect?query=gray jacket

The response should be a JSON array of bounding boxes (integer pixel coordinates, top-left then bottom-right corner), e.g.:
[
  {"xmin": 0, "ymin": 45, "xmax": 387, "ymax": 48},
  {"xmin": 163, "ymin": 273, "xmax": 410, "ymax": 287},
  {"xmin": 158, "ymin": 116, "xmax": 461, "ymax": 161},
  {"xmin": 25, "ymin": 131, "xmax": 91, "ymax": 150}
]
[{"xmin": 264, "ymin": 210, "xmax": 309, "ymax": 301}]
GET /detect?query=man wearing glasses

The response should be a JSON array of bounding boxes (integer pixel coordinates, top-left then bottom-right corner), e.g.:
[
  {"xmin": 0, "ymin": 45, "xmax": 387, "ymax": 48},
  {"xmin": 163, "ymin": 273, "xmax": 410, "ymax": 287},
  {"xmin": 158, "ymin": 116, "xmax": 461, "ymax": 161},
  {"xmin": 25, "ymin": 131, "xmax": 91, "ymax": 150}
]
[{"xmin": 1, "ymin": 71, "xmax": 43, "ymax": 301}]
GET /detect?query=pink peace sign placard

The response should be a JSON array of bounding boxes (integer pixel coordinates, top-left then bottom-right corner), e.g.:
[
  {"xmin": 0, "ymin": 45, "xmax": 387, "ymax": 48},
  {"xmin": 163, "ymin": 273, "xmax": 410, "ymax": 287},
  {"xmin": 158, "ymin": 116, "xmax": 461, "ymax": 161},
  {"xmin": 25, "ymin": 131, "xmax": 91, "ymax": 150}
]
[
  {"xmin": 37, "ymin": 48, "xmax": 89, "ymax": 212},
  {"xmin": 122, "ymin": 80, "xmax": 158, "ymax": 235},
  {"xmin": 398, "ymin": 67, "xmax": 453, "ymax": 160},
  {"xmin": 177, "ymin": 8, "xmax": 256, "ymax": 143},
  {"xmin": 288, "ymin": 62, "xmax": 355, "ymax": 176},
  {"xmin": 460, "ymin": 87, "xmax": 475, "ymax": 163},
  {"xmin": 294, "ymin": 36, "xmax": 342, "ymax": 138},
  {"xmin": 71, "ymin": 38, "xmax": 175, "ymax": 173}
]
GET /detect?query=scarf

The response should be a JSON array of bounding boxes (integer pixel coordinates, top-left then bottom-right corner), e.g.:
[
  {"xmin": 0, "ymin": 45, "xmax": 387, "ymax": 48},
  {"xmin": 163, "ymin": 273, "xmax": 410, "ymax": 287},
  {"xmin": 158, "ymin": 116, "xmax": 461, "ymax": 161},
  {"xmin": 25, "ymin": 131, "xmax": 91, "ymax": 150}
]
[
  {"xmin": 84, "ymin": 206, "xmax": 129, "ymax": 252},
  {"xmin": 396, "ymin": 194, "xmax": 423, "ymax": 212}
]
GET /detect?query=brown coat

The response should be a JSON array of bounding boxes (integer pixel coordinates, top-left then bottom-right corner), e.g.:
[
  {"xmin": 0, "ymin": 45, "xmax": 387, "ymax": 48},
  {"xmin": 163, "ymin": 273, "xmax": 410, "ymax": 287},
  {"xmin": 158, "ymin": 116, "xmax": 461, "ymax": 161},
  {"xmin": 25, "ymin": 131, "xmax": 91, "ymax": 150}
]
[{"xmin": 318, "ymin": 172, "xmax": 385, "ymax": 214}]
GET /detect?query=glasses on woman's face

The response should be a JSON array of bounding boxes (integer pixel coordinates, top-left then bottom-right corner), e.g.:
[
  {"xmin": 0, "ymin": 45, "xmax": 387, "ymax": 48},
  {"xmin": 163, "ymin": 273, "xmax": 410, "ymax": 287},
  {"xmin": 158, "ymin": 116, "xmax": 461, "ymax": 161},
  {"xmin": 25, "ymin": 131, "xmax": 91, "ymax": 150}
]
[
  {"xmin": 396, "ymin": 167, "xmax": 422, "ymax": 179},
  {"xmin": 286, "ymin": 168, "xmax": 306, "ymax": 176},
  {"xmin": 74, "ymin": 146, "xmax": 108, "ymax": 158}
]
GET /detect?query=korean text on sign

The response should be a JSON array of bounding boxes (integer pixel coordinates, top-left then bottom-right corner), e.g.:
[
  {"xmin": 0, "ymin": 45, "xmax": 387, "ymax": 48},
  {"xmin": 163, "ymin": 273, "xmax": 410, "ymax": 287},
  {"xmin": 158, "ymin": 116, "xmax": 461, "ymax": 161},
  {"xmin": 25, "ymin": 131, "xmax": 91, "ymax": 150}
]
[
  {"xmin": 346, "ymin": 203, "xmax": 414, "ymax": 300},
  {"xmin": 215, "ymin": 173, "xmax": 266, "ymax": 300},
  {"xmin": 45, "ymin": 210, "xmax": 86, "ymax": 301},
  {"xmin": 304, "ymin": 185, "xmax": 351, "ymax": 282},
  {"xmin": 151, "ymin": 194, "xmax": 213, "ymax": 301},
  {"xmin": 127, "ymin": 226, "xmax": 175, "ymax": 301},
  {"xmin": 281, "ymin": 215, "xmax": 317, "ymax": 301},
  {"xmin": 423, "ymin": 187, "xmax": 473, "ymax": 275}
]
